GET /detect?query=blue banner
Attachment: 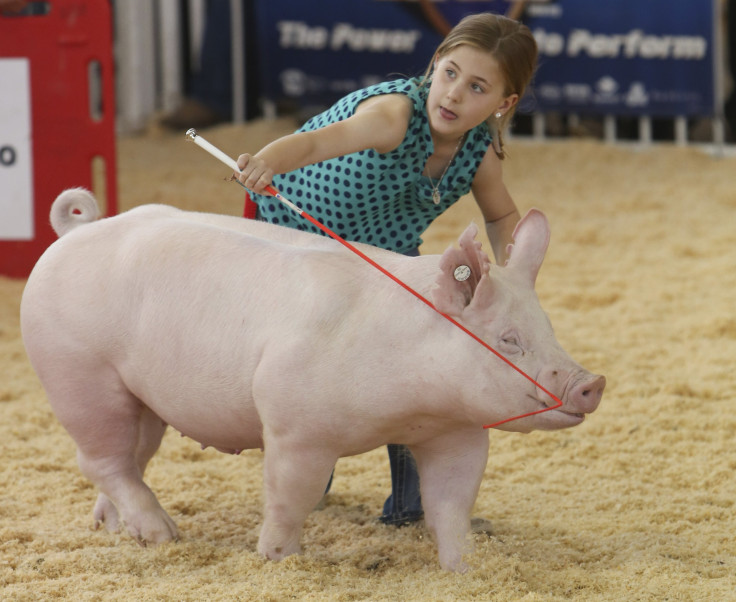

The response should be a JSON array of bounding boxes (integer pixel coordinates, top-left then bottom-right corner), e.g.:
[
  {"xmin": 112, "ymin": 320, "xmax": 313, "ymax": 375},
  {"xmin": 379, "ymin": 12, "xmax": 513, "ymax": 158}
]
[
  {"xmin": 254, "ymin": 0, "xmax": 718, "ymax": 117},
  {"xmin": 523, "ymin": 0, "xmax": 717, "ymax": 116},
  {"xmin": 254, "ymin": 0, "xmax": 450, "ymax": 107}
]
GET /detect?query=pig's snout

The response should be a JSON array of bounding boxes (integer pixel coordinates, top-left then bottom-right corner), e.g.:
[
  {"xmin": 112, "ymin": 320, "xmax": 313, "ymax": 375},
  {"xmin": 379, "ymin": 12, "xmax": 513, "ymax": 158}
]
[
  {"xmin": 536, "ymin": 371, "xmax": 606, "ymax": 415},
  {"xmin": 569, "ymin": 374, "xmax": 606, "ymax": 415}
]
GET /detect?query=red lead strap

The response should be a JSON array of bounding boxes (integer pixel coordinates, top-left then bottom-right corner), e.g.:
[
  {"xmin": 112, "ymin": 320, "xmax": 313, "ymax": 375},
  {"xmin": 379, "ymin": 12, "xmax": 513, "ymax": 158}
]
[
  {"xmin": 262, "ymin": 184, "xmax": 563, "ymax": 430},
  {"xmin": 185, "ymin": 130, "xmax": 563, "ymax": 429}
]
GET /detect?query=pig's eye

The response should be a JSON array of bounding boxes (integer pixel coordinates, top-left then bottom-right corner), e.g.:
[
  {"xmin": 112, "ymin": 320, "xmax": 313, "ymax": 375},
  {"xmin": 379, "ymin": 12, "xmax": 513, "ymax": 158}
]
[{"xmin": 499, "ymin": 335, "xmax": 522, "ymax": 353}]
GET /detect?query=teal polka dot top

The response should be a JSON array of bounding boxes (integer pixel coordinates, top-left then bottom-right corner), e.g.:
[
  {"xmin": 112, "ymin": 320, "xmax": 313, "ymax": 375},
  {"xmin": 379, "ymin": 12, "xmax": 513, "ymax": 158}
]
[{"xmin": 252, "ymin": 78, "xmax": 493, "ymax": 253}]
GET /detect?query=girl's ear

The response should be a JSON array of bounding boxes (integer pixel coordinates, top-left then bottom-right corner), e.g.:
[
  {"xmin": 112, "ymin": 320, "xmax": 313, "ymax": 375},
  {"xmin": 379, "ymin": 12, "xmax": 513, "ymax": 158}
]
[
  {"xmin": 498, "ymin": 94, "xmax": 519, "ymax": 114},
  {"xmin": 431, "ymin": 50, "xmax": 440, "ymax": 71}
]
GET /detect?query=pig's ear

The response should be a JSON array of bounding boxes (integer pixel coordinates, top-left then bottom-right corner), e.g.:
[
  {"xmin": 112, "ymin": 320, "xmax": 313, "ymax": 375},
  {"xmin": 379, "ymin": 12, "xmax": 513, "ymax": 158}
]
[
  {"xmin": 506, "ymin": 209, "xmax": 550, "ymax": 284},
  {"xmin": 431, "ymin": 223, "xmax": 493, "ymax": 316}
]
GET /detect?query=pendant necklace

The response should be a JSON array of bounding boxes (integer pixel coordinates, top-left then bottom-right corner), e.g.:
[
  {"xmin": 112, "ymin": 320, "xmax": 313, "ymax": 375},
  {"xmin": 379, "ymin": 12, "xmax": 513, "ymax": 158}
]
[{"xmin": 428, "ymin": 134, "xmax": 465, "ymax": 205}]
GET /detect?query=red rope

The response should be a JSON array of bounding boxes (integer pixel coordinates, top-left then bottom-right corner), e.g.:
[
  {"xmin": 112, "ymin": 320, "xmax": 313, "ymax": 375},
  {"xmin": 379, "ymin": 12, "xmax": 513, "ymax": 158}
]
[
  {"xmin": 265, "ymin": 186, "xmax": 563, "ymax": 429},
  {"xmin": 186, "ymin": 129, "xmax": 564, "ymax": 429}
]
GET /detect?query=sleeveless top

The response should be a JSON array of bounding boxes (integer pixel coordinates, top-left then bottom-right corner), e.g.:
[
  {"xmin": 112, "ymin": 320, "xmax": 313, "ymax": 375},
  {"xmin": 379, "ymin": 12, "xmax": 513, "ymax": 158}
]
[{"xmin": 251, "ymin": 78, "xmax": 493, "ymax": 253}]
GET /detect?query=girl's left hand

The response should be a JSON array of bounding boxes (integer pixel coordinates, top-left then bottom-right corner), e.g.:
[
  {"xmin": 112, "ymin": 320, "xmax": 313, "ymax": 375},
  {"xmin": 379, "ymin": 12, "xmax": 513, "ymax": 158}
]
[{"xmin": 235, "ymin": 153, "xmax": 274, "ymax": 194}]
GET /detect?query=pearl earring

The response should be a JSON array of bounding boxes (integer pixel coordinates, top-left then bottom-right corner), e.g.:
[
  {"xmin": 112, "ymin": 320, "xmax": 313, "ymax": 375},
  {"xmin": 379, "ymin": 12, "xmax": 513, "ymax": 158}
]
[{"xmin": 495, "ymin": 112, "xmax": 502, "ymax": 119}]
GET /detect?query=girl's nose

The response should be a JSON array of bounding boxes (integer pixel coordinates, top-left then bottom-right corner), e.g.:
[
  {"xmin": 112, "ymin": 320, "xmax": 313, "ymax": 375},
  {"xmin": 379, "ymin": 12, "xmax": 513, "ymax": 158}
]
[{"xmin": 446, "ymin": 82, "xmax": 463, "ymax": 102}]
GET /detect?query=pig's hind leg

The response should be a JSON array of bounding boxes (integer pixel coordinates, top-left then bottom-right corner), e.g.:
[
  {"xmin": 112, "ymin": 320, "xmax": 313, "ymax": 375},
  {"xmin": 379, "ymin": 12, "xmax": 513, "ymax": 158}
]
[
  {"xmin": 91, "ymin": 406, "xmax": 170, "ymax": 538},
  {"xmin": 46, "ymin": 369, "xmax": 177, "ymax": 545}
]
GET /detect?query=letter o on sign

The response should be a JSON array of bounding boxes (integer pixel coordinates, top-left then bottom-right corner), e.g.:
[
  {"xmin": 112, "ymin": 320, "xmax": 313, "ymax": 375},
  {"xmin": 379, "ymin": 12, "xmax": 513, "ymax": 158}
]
[{"xmin": 0, "ymin": 145, "xmax": 17, "ymax": 167}]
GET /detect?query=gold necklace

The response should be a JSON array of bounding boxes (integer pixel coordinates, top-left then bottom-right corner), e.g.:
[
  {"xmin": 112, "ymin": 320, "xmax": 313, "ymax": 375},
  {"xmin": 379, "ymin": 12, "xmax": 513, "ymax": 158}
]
[{"xmin": 428, "ymin": 135, "xmax": 464, "ymax": 205}]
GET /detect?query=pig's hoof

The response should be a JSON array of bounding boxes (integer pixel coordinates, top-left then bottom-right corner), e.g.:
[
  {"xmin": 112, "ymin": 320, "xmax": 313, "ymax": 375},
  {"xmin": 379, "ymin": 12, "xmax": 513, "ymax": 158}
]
[
  {"xmin": 454, "ymin": 561, "xmax": 470, "ymax": 574},
  {"xmin": 439, "ymin": 555, "xmax": 470, "ymax": 573},
  {"xmin": 260, "ymin": 546, "xmax": 300, "ymax": 561},
  {"xmin": 93, "ymin": 494, "xmax": 121, "ymax": 533},
  {"xmin": 257, "ymin": 538, "xmax": 301, "ymax": 561},
  {"xmin": 124, "ymin": 509, "xmax": 179, "ymax": 546}
]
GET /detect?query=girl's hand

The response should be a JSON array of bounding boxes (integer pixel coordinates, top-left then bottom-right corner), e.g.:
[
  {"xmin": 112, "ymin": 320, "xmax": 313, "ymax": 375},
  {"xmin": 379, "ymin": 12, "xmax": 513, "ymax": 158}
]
[{"xmin": 236, "ymin": 153, "xmax": 274, "ymax": 194}]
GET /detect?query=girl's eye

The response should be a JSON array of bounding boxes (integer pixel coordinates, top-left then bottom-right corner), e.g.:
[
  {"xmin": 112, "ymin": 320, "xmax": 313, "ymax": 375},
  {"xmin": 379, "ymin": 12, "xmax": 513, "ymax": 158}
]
[
  {"xmin": 445, "ymin": 69, "xmax": 456, "ymax": 79},
  {"xmin": 471, "ymin": 83, "xmax": 484, "ymax": 93}
]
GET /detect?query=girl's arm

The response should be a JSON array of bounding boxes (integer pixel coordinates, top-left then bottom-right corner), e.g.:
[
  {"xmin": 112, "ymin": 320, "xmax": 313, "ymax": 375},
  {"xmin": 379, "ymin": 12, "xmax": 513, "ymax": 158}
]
[
  {"xmin": 236, "ymin": 94, "xmax": 413, "ymax": 193},
  {"xmin": 471, "ymin": 146, "xmax": 521, "ymax": 265}
]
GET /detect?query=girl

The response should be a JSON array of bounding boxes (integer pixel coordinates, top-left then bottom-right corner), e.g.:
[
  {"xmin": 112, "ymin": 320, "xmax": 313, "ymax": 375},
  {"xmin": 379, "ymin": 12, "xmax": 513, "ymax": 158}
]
[{"xmin": 235, "ymin": 12, "xmax": 538, "ymax": 527}]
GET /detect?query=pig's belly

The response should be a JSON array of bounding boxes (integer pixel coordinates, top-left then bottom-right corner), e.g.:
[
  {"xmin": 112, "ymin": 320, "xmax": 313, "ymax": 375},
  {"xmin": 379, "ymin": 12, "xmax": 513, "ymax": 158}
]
[
  {"xmin": 168, "ymin": 411, "xmax": 264, "ymax": 453},
  {"xmin": 142, "ymin": 391, "xmax": 265, "ymax": 453},
  {"xmin": 173, "ymin": 417, "xmax": 265, "ymax": 454}
]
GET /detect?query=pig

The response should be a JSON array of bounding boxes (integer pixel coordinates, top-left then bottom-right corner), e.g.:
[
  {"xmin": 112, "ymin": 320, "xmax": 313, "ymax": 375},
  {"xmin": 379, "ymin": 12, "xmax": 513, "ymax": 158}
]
[{"xmin": 20, "ymin": 188, "xmax": 605, "ymax": 572}]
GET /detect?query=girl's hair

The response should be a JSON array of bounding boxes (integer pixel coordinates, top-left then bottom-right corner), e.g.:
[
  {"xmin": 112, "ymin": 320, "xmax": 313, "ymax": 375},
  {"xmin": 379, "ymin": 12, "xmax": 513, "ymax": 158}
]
[{"xmin": 423, "ymin": 12, "xmax": 538, "ymax": 159}]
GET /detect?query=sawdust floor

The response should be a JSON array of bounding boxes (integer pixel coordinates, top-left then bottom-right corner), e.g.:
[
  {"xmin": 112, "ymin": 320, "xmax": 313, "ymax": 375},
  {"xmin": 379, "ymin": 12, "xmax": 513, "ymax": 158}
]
[{"xmin": 2, "ymin": 119, "xmax": 735, "ymax": 601}]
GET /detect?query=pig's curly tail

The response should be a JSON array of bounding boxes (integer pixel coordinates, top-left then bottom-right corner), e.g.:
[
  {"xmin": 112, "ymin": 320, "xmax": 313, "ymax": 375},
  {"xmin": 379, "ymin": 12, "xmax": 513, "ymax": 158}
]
[{"xmin": 50, "ymin": 187, "xmax": 101, "ymax": 237}]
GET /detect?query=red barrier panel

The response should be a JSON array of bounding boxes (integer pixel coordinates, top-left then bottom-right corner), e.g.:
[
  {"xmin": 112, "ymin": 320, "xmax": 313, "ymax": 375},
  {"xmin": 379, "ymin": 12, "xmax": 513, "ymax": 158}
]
[{"xmin": 0, "ymin": 0, "xmax": 117, "ymax": 278}]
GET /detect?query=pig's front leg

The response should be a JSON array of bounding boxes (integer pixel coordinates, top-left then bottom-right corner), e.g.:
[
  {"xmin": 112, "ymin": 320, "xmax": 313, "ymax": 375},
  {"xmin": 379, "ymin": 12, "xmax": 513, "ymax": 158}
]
[
  {"xmin": 411, "ymin": 429, "xmax": 489, "ymax": 572},
  {"xmin": 257, "ymin": 435, "xmax": 337, "ymax": 560}
]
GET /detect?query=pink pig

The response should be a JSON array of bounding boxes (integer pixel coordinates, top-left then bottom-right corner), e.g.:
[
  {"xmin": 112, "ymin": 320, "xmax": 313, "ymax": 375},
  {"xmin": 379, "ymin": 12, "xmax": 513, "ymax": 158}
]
[{"xmin": 21, "ymin": 188, "xmax": 604, "ymax": 571}]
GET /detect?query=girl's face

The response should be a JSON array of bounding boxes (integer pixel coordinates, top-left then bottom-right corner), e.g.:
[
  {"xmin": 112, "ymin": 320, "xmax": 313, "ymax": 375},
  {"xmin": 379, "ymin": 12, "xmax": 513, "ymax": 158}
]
[{"xmin": 427, "ymin": 45, "xmax": 518, "ymax": 143}]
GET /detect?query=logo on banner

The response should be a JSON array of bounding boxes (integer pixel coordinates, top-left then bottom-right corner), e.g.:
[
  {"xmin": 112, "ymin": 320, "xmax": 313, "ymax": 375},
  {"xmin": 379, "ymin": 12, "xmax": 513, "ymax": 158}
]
[
  {"xmin": 564, "ymin": 83, "xmax": 591, "ymax": 104},
  {"xmin": 591, "ymin": 78, "xmax": 650, "ymax": 108},
  {"xmin": 281, "ymin": 68, "xmax": 383, "ymax": 98},
  {"xmin": 594, "ymin": 76, "xmax": 619, "ymax": 105},
  {"xmin": 625, "ymin": 82, "xmax": 649, "ymax": 108}
]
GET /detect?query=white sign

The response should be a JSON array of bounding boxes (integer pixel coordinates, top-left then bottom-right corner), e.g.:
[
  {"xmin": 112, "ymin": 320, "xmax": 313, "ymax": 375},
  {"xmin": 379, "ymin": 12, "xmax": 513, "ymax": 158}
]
[{"xmin": 0, "ymin": 58, "xmax": 34, "ymax": 240}]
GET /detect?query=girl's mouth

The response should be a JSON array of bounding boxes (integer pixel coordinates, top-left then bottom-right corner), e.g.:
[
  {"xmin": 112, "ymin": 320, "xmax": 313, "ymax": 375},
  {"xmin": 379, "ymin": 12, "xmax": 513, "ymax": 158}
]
[{"xmin": 439, "ymin": 106, "xmax": 458, "ymax": 121}]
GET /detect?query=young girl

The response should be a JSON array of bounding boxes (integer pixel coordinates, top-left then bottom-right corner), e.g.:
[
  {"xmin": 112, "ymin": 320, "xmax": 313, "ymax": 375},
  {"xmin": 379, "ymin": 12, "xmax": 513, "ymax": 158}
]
[{"xmin": 235, "ymin": 12, "xmax": 538, "ymax": 527}]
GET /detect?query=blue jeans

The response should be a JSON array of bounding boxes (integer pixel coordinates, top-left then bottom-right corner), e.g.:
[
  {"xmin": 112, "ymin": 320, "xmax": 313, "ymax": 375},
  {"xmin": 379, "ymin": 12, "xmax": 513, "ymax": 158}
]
[
  {"xmin": 378, "ymin": 246, "xmax": 423, "ymax": 525},
  {"xmin": 380, "ymin": 444, "xmax": 423, "ymax": 525}
]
